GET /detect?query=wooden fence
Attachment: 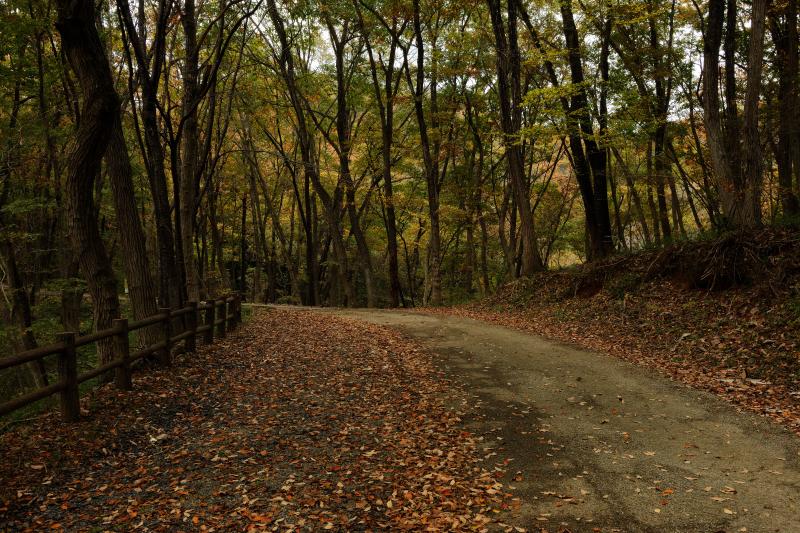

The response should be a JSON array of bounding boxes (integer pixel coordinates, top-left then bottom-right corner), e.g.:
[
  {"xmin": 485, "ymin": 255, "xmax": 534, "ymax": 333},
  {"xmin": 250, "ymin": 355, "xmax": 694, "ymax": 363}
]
[{"xmin": 0, "ymin": 294, "xmax": 242, "ymax": 422}]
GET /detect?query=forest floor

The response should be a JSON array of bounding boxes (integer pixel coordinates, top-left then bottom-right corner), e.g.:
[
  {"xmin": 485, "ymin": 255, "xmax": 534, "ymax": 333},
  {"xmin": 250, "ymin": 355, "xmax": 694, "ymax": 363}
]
[
  {"xmin": 326, "ymin": 308, "xmax": 800, "ymax": 532},
  {"xmin": 2, "ymin": 301, "xmax": 800, "ymax": 532},
  {"xmin": 0, "ymin": 308, "xmax": 514, "ymax": 532}
]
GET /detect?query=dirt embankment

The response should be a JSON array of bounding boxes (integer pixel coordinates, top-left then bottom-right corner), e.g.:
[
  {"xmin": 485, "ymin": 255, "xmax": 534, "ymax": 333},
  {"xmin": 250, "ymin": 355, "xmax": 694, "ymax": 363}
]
[{"xmin": 435, "ymin": 228, "xmax": 800, "ymax": 433}]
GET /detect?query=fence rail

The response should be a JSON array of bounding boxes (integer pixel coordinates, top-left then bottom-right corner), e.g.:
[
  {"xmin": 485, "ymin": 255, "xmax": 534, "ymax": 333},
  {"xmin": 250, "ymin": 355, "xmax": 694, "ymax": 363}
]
[{"xmin": 0, "ymin": 294, "xmax": 243, "ymax": 422}]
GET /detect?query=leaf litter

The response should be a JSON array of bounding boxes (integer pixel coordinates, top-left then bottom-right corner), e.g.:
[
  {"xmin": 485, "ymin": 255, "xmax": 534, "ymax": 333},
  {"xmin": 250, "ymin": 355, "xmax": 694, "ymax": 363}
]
[{"xmin": 0, "ymin": 308, "xmax": 514, "ymax": 531}]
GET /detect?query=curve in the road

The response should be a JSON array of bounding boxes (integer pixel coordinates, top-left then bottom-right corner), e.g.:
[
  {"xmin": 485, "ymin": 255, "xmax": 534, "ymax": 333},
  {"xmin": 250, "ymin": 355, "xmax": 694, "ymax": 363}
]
[{"xmin": 323, "ymin": 308, "xmax": 800, "ymax": 533}]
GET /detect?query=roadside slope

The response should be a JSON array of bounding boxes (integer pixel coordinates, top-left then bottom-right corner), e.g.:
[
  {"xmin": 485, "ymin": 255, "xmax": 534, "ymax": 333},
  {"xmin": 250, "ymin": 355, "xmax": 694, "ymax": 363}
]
[{"xmin": 437, "ymin": 229, "xmax": 800, "ymax": 434}]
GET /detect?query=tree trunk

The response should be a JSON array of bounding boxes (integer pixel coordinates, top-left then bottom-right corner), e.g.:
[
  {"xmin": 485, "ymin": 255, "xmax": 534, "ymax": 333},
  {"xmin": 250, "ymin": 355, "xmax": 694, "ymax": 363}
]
[
  {"xmin": 116, "ymin": 0, "xmax": 183, "ymax": 308},
  {"xmin": 359, "ymin": 11, "xmax": 404, "ymax": 307},
  {"xmin": 409, "ymin": 0, "xmax": 443, "ymax": 304},
  {"xmin": 55, "ymin": 0, "xmax": 121, "ymax": 362},
  {"xmin": 487, "ymin": 0, "xmax": 543, "ymax": 276},
  {"xmin": 612, "ymin": 148, "xmax": 652, "ymax": 246},
  {"xmin": 465, "ymin": 96, "xmax": 491, "ymax": 295},
  {"xmin": 769, "ymin": 1, "xmax": 800, "ymax": 216},
  {"xmin": 180, "ymin": 0, "xmax": 201, "ymax": 301},
  {"xmin": 240, "ymin": 194, "xmax": 248, "ymax": 293},
  {"xmin": 0, "ymin": 241, "xmax": 48, "ymax": 387},
  {"xmin": 702, "ymin": 0, "xmax": 765, "ymax": 228},
  {"xmin": 646, "ymin": 145, "xmax": 662, "ymax": 245},
  {"xmin": 106, "ymin": 122, "xmax": 159, "ymax": 346},
  {"xmin": 241, "ymin": 127, "xmax": 301, "ymax": 299},
  {"xmin": 653, "ymin": 124, "xmax": 673, "ymax": 241},
  {"xmin": 326, "ymin": 18, "xmax": 376, "ymax": 307},
  {"xmin": 737, "ymin": 0, "xmax": 767, "ymax": 227}
]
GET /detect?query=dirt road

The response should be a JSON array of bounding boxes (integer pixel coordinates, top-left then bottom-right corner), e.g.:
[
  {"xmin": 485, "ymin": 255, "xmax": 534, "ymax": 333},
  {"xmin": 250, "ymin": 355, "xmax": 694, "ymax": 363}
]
[{"xmin": 324, "ymin": 308, "xmax": 800, "ymax": 533}]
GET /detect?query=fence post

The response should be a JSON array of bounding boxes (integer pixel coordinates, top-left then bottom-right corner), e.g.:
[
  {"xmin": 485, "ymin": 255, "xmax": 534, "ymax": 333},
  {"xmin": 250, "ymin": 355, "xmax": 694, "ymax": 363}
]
[
  {"xmin": 226, "ymin": 297, "xmax": 236, "ymax": 331},
  {"xmin": 159, "ymin": 307, "xmax": 172, "ymax": 366},
  {"xmin": 235, "ymin": 293, "xmax": 242, "ymax": 326},
  {"xmin": 113, "ymin": 318, "xmax": 132, "ymax": 391},
  {"xmin": 57, "ymin": 332, "xmax": 79, "ymax": 422},
  {"xmin": 204, "ymin": 301, "xmax": 215, "ymax": 344},
  {"xmin": 187, "ymin": 301, "xmax": 198, "ymax": 353},
  {"xmin": 216, "ymin": 298, "xmax": 227, "ymax": 338}
]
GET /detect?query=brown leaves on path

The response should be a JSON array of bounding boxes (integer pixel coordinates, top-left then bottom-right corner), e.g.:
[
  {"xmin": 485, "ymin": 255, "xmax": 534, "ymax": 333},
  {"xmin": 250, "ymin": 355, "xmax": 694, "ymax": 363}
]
[{"xmin": 0, "ymin": 308, "xmax": 510, "ymax": 531}]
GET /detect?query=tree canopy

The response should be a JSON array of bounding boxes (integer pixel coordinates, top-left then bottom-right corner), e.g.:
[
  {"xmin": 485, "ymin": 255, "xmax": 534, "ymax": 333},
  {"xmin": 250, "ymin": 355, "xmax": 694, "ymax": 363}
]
[{"xmin": 0, "ymin": 0, "xmax": 797, "ymax": 336}]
